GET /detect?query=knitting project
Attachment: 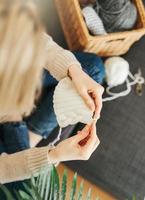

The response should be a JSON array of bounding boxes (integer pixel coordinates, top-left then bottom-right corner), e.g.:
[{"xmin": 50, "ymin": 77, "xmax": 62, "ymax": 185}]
[
  {"xmin": 53, "ymin": 77, "xmax": 93, "ymax": 128},
  {"xmin": 82, "ymin": 5, "xmax": 107, "ymax": 35}
]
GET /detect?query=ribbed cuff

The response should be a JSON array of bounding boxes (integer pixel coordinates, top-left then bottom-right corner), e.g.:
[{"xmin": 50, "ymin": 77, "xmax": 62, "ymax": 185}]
[
  {"xmin": 43, "ymin": 33, "xmax": 82, "ymax": 81},
  {"xmin": 47, "ymin": 50, "xmax": 82, "ymax": 81},
  {"xmin": 26, "ymin": 147, "xmax": 51, "ymax": 176}
]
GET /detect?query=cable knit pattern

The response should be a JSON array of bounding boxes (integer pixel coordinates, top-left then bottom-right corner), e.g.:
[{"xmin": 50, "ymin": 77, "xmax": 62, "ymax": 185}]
[
  {"xmin": 43, "ymin": 34, "xmax": 82, "ymax": 81},
  {"xmin": 53, "ymin": 77, "xmax": 93, "ymax": 128},
  {"xmin": 0, "ymin": 33, "xmax": 83, "ymax": 184}
]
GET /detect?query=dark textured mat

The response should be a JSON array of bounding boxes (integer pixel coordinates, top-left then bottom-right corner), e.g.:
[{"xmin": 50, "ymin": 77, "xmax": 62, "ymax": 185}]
[{"xmin": 65, "ymin": 15, "xmax": 145, "ymax": 200}]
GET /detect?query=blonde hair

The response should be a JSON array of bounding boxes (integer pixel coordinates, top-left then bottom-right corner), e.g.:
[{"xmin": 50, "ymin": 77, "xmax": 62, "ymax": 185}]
[{"xmin": 0, "ymin": 0, "xmax": 46, "ymax": 122}]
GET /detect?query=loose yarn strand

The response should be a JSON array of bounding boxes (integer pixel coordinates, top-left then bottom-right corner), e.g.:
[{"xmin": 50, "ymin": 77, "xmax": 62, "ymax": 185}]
[
  {"xmin": 103, "ymin": 70, "xmax": 145, "ymax": 102},
  {"xmin": 49, "ymin": 127, "xmax": 62, "ymax": 147}
]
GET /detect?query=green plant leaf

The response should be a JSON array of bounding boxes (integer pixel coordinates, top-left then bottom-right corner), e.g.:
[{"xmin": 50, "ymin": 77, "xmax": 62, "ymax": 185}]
[
  {"xmin": 36, "ymin": 166, "xmax": 52, "ymax": 198},
  {"xmin": 86, "ymin": 188, "xmax": 92, "ymax": 200},
  {"xmin": 22, "ymin": 182, "xmax": 35, "ymax": 198},
  {"xmin": 44, "ymin": 167, "xmax": 52, "ymax": 200},
  {"xmin": 0, "ymin": 184, "xmax": 15, "ymax": 200},
  {"xmin": 15, "ymin": 189, "xmax": 31, "ymax": 200},
  {"xmin": 60, "ymin": 169, "xmax": 67, "ymax": 200},
  {"xmin": 53, "ymin": 165, "xmax": 60, "ymax": 200},
  {"xmin": 70, "ymin": 173, "xmax": 77, "ymax": 200},
  {"xmin": 48, "ymin": 168, "xmax": 54, "ymax": 200},
  {"xmin": 15, "ymin": 190, "xmax": 25, "ymax": 200},
  {"xmin": 30, "ymin": 177, "xmax": 43, "ymax": 200},
  {"xmin": 77, "ymin": 180, "xmax": 84, "ymax": 200},
  {"xmin": 19, "ymin": 190, "xmax": 33, "ymax": 199},
  {"xmin": 44, "ymin": 174, "xmax": 51, "ymax": 200},
  {"xmin": 40, "ymin": 170, "xmax": 49, "ymax": 198}
]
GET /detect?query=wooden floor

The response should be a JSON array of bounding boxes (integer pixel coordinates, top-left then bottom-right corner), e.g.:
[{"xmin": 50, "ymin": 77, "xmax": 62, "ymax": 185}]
[{"xmin": 57, "ymin": 164, "xmax": 117, "ymax": 200}]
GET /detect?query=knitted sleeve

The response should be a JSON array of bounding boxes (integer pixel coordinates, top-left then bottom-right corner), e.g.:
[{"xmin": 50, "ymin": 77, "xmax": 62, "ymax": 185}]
[
  {"xmin": 0, "ymin": 147, "xmax": 52, "ymax": 184},
  {"xmin": 43, "ymin": 33, "xmax": 82, "ymax": 81}
]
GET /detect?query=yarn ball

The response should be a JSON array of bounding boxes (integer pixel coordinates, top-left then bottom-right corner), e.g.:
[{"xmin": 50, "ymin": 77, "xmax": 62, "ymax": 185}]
[
  {"xmin": 104, "ymin": 56, "xmax": 129, "ymax": 87},
  {"xmin": 53, "ymin": 77, "xmax": 93, "ymax": 128},
  {"xmin": 82, "ymin": 6, "xmax": 107, "ymax": 35},
  {"xmin": 97, "ymin": 0, "xmax": 126, "ymax": 12},
  {"xmin": 95, "ymin": 0, "xmax": 137, "ymax": 33}
]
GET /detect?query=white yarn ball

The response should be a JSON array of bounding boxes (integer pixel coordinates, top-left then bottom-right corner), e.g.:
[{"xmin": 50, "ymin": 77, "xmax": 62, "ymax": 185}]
[
  {"xmin": 53, "ymin": 77, "xmax": 93, "ymax": 128},
  {"xmin": 104, "ymin": 57, "xmax": 129, "ymax": 87}
]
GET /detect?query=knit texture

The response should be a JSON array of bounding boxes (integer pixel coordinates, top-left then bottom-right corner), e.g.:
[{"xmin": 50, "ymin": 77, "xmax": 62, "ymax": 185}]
[
  {"xmin": 82, "ymin": 6, "xmax": 107, "ymax": 35},
  {"xmin": 26, "ymin": 147, "xmax": 52, "ymax": 176},
  {"xmin": 53, "ymin": 77, "xmax": 93, "ymax": 128},
  {"xmin": 43, "ymin": 34, "xmax": 82, "ymax": 81},
  {"xmin": 0, "ymin": 146, "xmax": 51, "ymax": 184}
]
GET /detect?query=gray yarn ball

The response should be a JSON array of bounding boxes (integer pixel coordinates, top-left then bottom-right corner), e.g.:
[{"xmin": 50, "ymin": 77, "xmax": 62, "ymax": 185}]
[
  {"xmin": 95, "ymin": 0, "xmax": 137, "ymax": 33},
  {"xmin": 98, "ymin": 0, "xmax": 126, "ymax": 12}
]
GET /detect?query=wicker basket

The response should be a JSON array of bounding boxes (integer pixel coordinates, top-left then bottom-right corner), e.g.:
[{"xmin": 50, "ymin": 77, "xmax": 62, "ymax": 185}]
[{"xmin": 55, "ymin": 0, "xmax": 145, "ymax": 57}]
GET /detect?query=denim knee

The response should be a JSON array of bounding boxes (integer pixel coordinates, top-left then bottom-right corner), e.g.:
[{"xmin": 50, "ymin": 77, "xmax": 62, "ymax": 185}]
[
  {"xmin": 25, "ymin": 88, "xmax": 58, "ymax": 139},
  {"xmin": 42, "ymin": 69, "xmax": 58, "ymax": 88},
  {"xmin": 73, "ymin": 52, "xmax": 105, "ymax": 84},
  {"xmin": 1, "ymin": 122, "xmax": 30, "ymax": 154}
]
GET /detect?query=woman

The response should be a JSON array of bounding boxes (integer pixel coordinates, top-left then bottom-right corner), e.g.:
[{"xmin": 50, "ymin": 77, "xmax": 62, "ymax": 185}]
[{"xmin": 0, "ymin": 0, "xmax": 104, "ymax": 184}]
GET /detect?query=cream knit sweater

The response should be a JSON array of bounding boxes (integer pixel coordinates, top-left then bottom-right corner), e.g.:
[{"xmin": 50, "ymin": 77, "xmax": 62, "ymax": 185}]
[{"xmin": 0, "ymin": 34, "xmax": 81, "ymax": 184}]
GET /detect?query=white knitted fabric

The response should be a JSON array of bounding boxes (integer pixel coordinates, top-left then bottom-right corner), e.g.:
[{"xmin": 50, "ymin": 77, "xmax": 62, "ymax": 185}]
[
  {"xmin": 82, "ymin": 5, "xmax": 107, "ymax": 35},
  {"xmin": 53, "ymin": 77, "xmax": 93, "ymax": 128}
]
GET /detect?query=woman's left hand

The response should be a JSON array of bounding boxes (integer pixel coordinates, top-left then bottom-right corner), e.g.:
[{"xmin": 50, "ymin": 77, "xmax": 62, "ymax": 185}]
[{"xmin": 69, "ymin": 65, "xmax": 104, "ymax": 119}]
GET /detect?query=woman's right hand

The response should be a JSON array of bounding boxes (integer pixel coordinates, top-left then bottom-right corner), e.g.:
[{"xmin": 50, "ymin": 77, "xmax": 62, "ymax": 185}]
[{"xmin": 48, "ymin": 122, "xmax": 100, "ymax": 163}]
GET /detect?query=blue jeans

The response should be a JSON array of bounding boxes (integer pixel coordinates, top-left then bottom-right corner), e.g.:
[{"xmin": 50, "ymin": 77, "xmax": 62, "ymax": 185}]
[{"xmin": 0, "ymin": 52, "xmax": 105, "ymax": 198}]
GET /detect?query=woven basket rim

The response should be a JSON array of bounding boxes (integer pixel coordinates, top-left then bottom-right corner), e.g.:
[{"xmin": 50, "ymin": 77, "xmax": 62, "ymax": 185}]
[{"xmin": 78, "ymin": 0, "xmax": 145, "ymax": 37}]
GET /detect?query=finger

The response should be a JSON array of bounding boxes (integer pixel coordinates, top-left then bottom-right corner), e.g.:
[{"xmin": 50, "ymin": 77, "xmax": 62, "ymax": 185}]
[
  {"xmin": 93, "ymin": 93, "xmax": 103, "ymax": 119},
  {"xmin": 82, "ymin": 124, "xmax": 91, "ymax": 132},
  {"xmin": 75, "ymin": 127, "xmax": 90, "ymax": 142},
  {"xmin": 80, "ymin": 89, "xmax": 95, "ymax": 112},
  {"xmin": 90, "ymin": 120, "xmax": 96, "ymax": 134},
  {"xmin": 84, "ymin": 123, "xmax": 97, "ymax": 147},
  {"xmin": 92, "ymin": 138, "xmax": 100, "ymax": 152},
  {"xmin": 85, "ymin": 134, "xmax": 100, "ymax": 151},
  {"xmin": 92, "ymin": 85, "xmax": 104, "ymax": 119},
  {"xmin": 92, "ymin": 118, "xmax": 98, "ymax": 124},
  {"xmin": 77, "ymin": 125, "xmax": 91, "ymax": 146},
  {"xmin": 92, "ymin": 130, "xmax": 100, "ymax": 151}
]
